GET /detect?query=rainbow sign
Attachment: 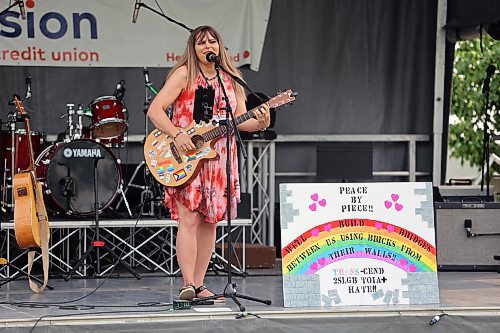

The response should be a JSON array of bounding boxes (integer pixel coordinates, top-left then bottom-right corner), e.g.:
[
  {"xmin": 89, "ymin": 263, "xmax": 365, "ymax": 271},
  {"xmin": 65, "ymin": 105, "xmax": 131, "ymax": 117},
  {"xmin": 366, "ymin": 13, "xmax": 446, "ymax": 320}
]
[
  {"xmin": 280, "ymin": 182, "xmax": 440, "ymax": 307},
  {"xmin": 282, "ymin": 219, "xmax": 436, "ymax": 275}
]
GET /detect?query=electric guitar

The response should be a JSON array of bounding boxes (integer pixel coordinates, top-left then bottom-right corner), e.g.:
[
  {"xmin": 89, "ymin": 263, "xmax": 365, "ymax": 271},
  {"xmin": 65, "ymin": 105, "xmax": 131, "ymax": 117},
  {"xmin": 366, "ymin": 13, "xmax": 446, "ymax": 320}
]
[
  {"xmin": 12, "ymin": 95, "xmax": 50, "ymax": 249},
  {"xmin": 144, "ymin": 89, "xmax": 297, "ymax": 188}
]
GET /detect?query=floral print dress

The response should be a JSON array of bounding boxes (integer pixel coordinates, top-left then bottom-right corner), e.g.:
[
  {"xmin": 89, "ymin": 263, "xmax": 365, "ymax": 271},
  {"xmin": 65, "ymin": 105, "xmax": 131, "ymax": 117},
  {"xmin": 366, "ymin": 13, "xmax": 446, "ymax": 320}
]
[{"xmin": 164, "ymin": 71, "xmax": 240, "ymax": 224}]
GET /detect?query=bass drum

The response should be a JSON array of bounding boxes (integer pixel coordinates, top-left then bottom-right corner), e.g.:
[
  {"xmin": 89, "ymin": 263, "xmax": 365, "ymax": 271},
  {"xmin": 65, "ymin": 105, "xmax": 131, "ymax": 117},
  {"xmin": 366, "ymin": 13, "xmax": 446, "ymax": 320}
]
[{"xmin": 36, "ymin": 139, "xmax": 121, "ymax": 216}]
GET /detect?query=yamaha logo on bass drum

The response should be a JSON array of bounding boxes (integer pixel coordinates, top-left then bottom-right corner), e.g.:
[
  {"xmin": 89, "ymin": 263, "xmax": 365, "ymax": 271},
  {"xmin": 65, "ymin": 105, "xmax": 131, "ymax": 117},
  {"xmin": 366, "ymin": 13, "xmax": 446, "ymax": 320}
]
[{"xmin": 63, "ymin": 148, "xmax": 103, "ymax": 158}]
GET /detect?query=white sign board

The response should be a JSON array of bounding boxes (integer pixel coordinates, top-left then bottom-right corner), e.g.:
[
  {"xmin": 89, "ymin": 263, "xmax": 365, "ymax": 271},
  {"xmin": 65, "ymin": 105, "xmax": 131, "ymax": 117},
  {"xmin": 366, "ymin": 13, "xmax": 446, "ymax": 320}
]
[{"xmin": 280, "ymin": 182, "xmax": 439, "ymax": 307}]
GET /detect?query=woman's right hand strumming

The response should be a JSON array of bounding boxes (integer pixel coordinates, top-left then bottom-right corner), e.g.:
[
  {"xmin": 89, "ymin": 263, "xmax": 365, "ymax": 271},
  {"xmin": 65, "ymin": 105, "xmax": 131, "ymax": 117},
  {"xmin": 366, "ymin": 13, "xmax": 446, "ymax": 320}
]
[{"xmin": 173, "ymin": 130, "xmax": 195, "ymax": 151}]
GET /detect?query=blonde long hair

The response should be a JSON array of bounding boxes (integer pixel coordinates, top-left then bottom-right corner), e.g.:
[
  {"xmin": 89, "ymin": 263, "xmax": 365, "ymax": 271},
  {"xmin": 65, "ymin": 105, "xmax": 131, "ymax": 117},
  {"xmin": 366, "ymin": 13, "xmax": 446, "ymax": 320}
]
[{"xmin": 168, "ymin": 25, "xmax": 245, "ymax": 100}]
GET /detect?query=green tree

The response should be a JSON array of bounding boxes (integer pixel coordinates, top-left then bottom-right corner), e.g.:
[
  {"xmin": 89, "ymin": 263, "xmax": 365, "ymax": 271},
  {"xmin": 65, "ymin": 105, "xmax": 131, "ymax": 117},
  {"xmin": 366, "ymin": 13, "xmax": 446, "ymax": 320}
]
[{"xmin": 450, "ymin": 34, "xmax": 499, "ymax": 175}]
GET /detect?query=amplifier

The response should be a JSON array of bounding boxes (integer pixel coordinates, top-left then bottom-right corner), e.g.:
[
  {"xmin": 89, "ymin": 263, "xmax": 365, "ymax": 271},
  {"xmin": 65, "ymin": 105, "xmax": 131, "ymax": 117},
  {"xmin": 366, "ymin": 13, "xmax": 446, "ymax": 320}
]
[
  {"xmin": 437, "ymin": 185, "xmax": 494, "ymax": 202},
  {"xmin": 435, "ymin": 202, "xmax": 500, "ymax": 271}
]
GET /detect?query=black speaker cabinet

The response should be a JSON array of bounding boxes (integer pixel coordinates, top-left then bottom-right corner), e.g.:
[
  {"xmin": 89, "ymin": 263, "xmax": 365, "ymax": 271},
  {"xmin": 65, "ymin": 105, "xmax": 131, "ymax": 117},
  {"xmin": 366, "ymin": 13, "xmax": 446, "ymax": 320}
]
[{"xmin": 435, "ymin": 202, "xmax": 500, "ymax": 271}]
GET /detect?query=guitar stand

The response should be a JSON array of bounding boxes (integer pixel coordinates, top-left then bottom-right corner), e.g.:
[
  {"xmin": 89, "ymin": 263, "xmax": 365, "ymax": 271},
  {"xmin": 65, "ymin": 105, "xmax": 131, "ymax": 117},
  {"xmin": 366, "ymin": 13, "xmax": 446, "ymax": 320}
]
[
  {"xmin": 0, "ymin": 257, "xmax": 54, "ymax": 290},
  {"xmin": 64, "ymin": 158, "xmax": 141, "ymax": 281}
]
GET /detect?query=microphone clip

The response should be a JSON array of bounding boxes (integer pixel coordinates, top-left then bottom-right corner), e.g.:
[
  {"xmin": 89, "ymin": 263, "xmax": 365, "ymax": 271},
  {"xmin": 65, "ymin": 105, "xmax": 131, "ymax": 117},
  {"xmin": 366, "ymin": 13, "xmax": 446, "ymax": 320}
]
[{"xmin": 193, "ymin": 85, "xmax": 215, "ymax": 124}]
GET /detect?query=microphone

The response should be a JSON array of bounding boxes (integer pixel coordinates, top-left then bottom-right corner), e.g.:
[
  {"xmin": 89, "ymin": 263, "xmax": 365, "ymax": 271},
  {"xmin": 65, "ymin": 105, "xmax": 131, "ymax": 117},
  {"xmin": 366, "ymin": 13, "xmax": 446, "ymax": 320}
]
[
  {"xmin": 25, "ymin": 75, "xmax": 32, "ymax": 99},
  {"xmin": 132, "ymin": 0, "xmax": 142, "ymax": 23},
  {"xmin": 482, "ymin": 64, "xmax": 496, "ymax": 94},
  {"xmin": 17, "ymin": 0, "xmax": 26, "ymax": 20},
  {"xmin": 464, "ymin": 219, "xmax": 472, "ymax": 238},
  {"xmin": 205, "ymin": 52, "xmax": 220, "ymax": 65},
  {"xmin": 113, "ymin": 79, "xmax": 126, "ymax": 99},
  {"xmin": 143, "ymin": 67, "xmax": 150, "ymax": 84}
]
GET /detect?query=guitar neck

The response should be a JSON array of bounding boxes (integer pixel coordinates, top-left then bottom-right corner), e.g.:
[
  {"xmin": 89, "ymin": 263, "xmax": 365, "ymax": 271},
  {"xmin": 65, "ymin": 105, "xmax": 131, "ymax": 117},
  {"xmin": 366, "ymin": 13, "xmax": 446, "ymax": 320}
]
[
  {"xmin": 14, "ymin": 95, "xmax": 36, "ymax": 172},
  {"xmin": 201, "ymin": 109, "xmax": 257, "ymax": 141},
  {"xmin": 24, "ymin": 116, "xmax": 36, "ymax": 172}
]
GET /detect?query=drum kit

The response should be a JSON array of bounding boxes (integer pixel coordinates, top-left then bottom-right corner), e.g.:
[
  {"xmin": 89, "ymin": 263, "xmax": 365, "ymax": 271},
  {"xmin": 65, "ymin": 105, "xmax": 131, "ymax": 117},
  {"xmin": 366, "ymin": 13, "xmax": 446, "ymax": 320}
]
[{"xmin": 1, "ymin": 94, "xmax": 133, "ymax": 218}]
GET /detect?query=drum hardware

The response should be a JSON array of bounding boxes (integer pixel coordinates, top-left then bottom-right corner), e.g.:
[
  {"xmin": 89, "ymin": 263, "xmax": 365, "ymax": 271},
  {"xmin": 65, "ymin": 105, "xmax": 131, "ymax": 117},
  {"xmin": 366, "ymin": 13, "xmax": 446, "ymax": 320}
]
[
  {"xmin": 115, "ymin": 69, "xmax": 164, "ymax": 217},
  {"xmin": 115, "ymin": 161, "xmax": 164, "ymax": 217},
  {"xmin": 0, "ymin": 79, "xmax": 38, "ymax": 212},
  {"xmin": 60, "ymin": 103, "xmax": 90, "ymax": 142},
  {"xmin": 82, "ymin": 128, "xmax": 128, "ymax": 148},
  {"xmin": 74, "ymin": 104, "xmax": 86, "ymax": 140},
  {"xmin": 0, "ymin": 114, "xmax": 45, "ymax": 211},
  {"xmin": 64, "ymin": 155, "xmax": 141, "ymax": 281}
]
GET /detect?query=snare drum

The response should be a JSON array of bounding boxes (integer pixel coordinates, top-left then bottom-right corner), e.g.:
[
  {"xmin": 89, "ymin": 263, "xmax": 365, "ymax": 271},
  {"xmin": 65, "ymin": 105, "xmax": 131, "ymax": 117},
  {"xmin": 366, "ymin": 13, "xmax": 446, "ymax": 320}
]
[
  {"xmin": 0, "ymin": 129, "xmax": 45, "ymax": 176},
  {"xmin": 36, "ymin": 139, "xmax": 121, "ymax": 216},
  {"xmin": 90, "ymin": 96, "xmax": 128, "ymax": 139}
]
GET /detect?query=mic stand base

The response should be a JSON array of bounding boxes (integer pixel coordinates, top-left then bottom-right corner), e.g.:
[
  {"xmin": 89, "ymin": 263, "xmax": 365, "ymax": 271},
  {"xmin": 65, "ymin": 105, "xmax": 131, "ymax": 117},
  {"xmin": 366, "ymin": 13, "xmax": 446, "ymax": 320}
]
[
  {"xmin": 196, "ymin": 283, "xmax": 272, "ymax": 312},
  {"xmin": 64, "ymin": 237, "xmax": 141, "ymax": 281}
]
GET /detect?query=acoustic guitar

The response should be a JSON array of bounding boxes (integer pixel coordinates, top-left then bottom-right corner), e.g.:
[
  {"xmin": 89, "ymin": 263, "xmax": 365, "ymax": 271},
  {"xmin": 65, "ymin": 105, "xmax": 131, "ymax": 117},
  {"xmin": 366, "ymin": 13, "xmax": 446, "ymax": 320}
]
[
  {"xmin": 144, "ymin": 89, "xmax": 296, "ymax": 188},
  {"xmin": 12, "ymin": 95, "xmax": 50, "ymax": 248}
]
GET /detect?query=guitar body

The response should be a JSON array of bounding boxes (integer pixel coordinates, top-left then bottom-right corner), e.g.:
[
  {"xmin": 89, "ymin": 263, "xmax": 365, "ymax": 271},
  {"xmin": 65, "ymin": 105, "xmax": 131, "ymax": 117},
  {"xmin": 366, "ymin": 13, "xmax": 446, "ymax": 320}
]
[
  {"xmin": 144, "ymin": 120, "xmax": 219, "ymax": 188},
  {"xmin": 11, "ymin": 95, "xmax": 50, "ymax": 250},
  {"xmin": 13, "ymin": 171, "xmax": 49, "ymax": 249},
  {"xmin": 144, "ymin": 89, "xmax": 296, "ymax": 188}
]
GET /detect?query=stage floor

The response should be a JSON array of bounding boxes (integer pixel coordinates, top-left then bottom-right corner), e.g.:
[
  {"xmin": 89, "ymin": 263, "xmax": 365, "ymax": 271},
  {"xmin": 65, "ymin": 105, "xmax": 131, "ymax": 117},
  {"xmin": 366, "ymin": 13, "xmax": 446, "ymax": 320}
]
[{"xmin": 1, "ymin": 264, "xmax": 500, "ymax": 332}]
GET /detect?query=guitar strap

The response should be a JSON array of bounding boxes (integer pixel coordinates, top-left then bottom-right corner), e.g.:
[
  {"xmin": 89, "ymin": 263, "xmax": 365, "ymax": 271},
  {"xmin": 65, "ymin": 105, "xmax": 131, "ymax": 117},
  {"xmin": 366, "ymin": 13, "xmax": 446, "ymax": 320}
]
[
  {"xmin": 26, "ymin": 173, "xmax": 50, "ymax": 293},
  {"xmin": 27, "ymin": 233, "xmax": 49, "ymax": 293}
]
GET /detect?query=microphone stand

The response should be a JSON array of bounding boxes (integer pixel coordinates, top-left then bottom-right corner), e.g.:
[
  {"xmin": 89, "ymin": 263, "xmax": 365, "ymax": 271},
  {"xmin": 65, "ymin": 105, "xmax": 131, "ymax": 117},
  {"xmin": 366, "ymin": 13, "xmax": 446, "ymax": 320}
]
[
  {"xmin": 65, "ymin": 158, "xmax": 141, "ymax": 281},
  {"xmin": 196, "ymin": 62, "xmax": 271, "ymax": 311},
  {"xmin": 480, "ymin": 74, "xmax": 492, "ymax": 199},
  {"xmin": 135, "ymin": 2, "xmax": 193, "ymax": 33},
  {"xmin": 0, "ymin": 1, "xmax": 22, "ymax": 16}
]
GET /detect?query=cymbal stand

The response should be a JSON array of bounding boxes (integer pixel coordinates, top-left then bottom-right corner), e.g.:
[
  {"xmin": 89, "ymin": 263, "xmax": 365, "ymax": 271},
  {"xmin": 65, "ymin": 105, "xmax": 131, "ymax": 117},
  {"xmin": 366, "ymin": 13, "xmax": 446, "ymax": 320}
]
[
  {"xmin": 0, "ymin": 114, "xmax": 17, "ymax": 211},
  {"xmin": 60, "ymin": 103, "xmax": 75, "ymax": 142}
]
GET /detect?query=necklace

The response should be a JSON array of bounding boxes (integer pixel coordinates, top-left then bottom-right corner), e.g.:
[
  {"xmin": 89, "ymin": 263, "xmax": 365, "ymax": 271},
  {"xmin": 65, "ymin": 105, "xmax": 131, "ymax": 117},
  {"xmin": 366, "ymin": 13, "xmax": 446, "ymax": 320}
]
[{"xmin": 199, "ymin": 68, "xmax": 218, "ymax": 83}]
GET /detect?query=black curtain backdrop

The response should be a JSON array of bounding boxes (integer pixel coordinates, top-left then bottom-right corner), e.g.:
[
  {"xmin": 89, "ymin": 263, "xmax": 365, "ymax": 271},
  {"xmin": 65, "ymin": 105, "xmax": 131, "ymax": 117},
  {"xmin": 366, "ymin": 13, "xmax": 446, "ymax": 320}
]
[
  {"xmin": 0, "ymin": 0, "xmax": 438, "ymax": 178},
  {"xmin": 447, "ymin": 0, "xmax": 500, "ymax": 28}
]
